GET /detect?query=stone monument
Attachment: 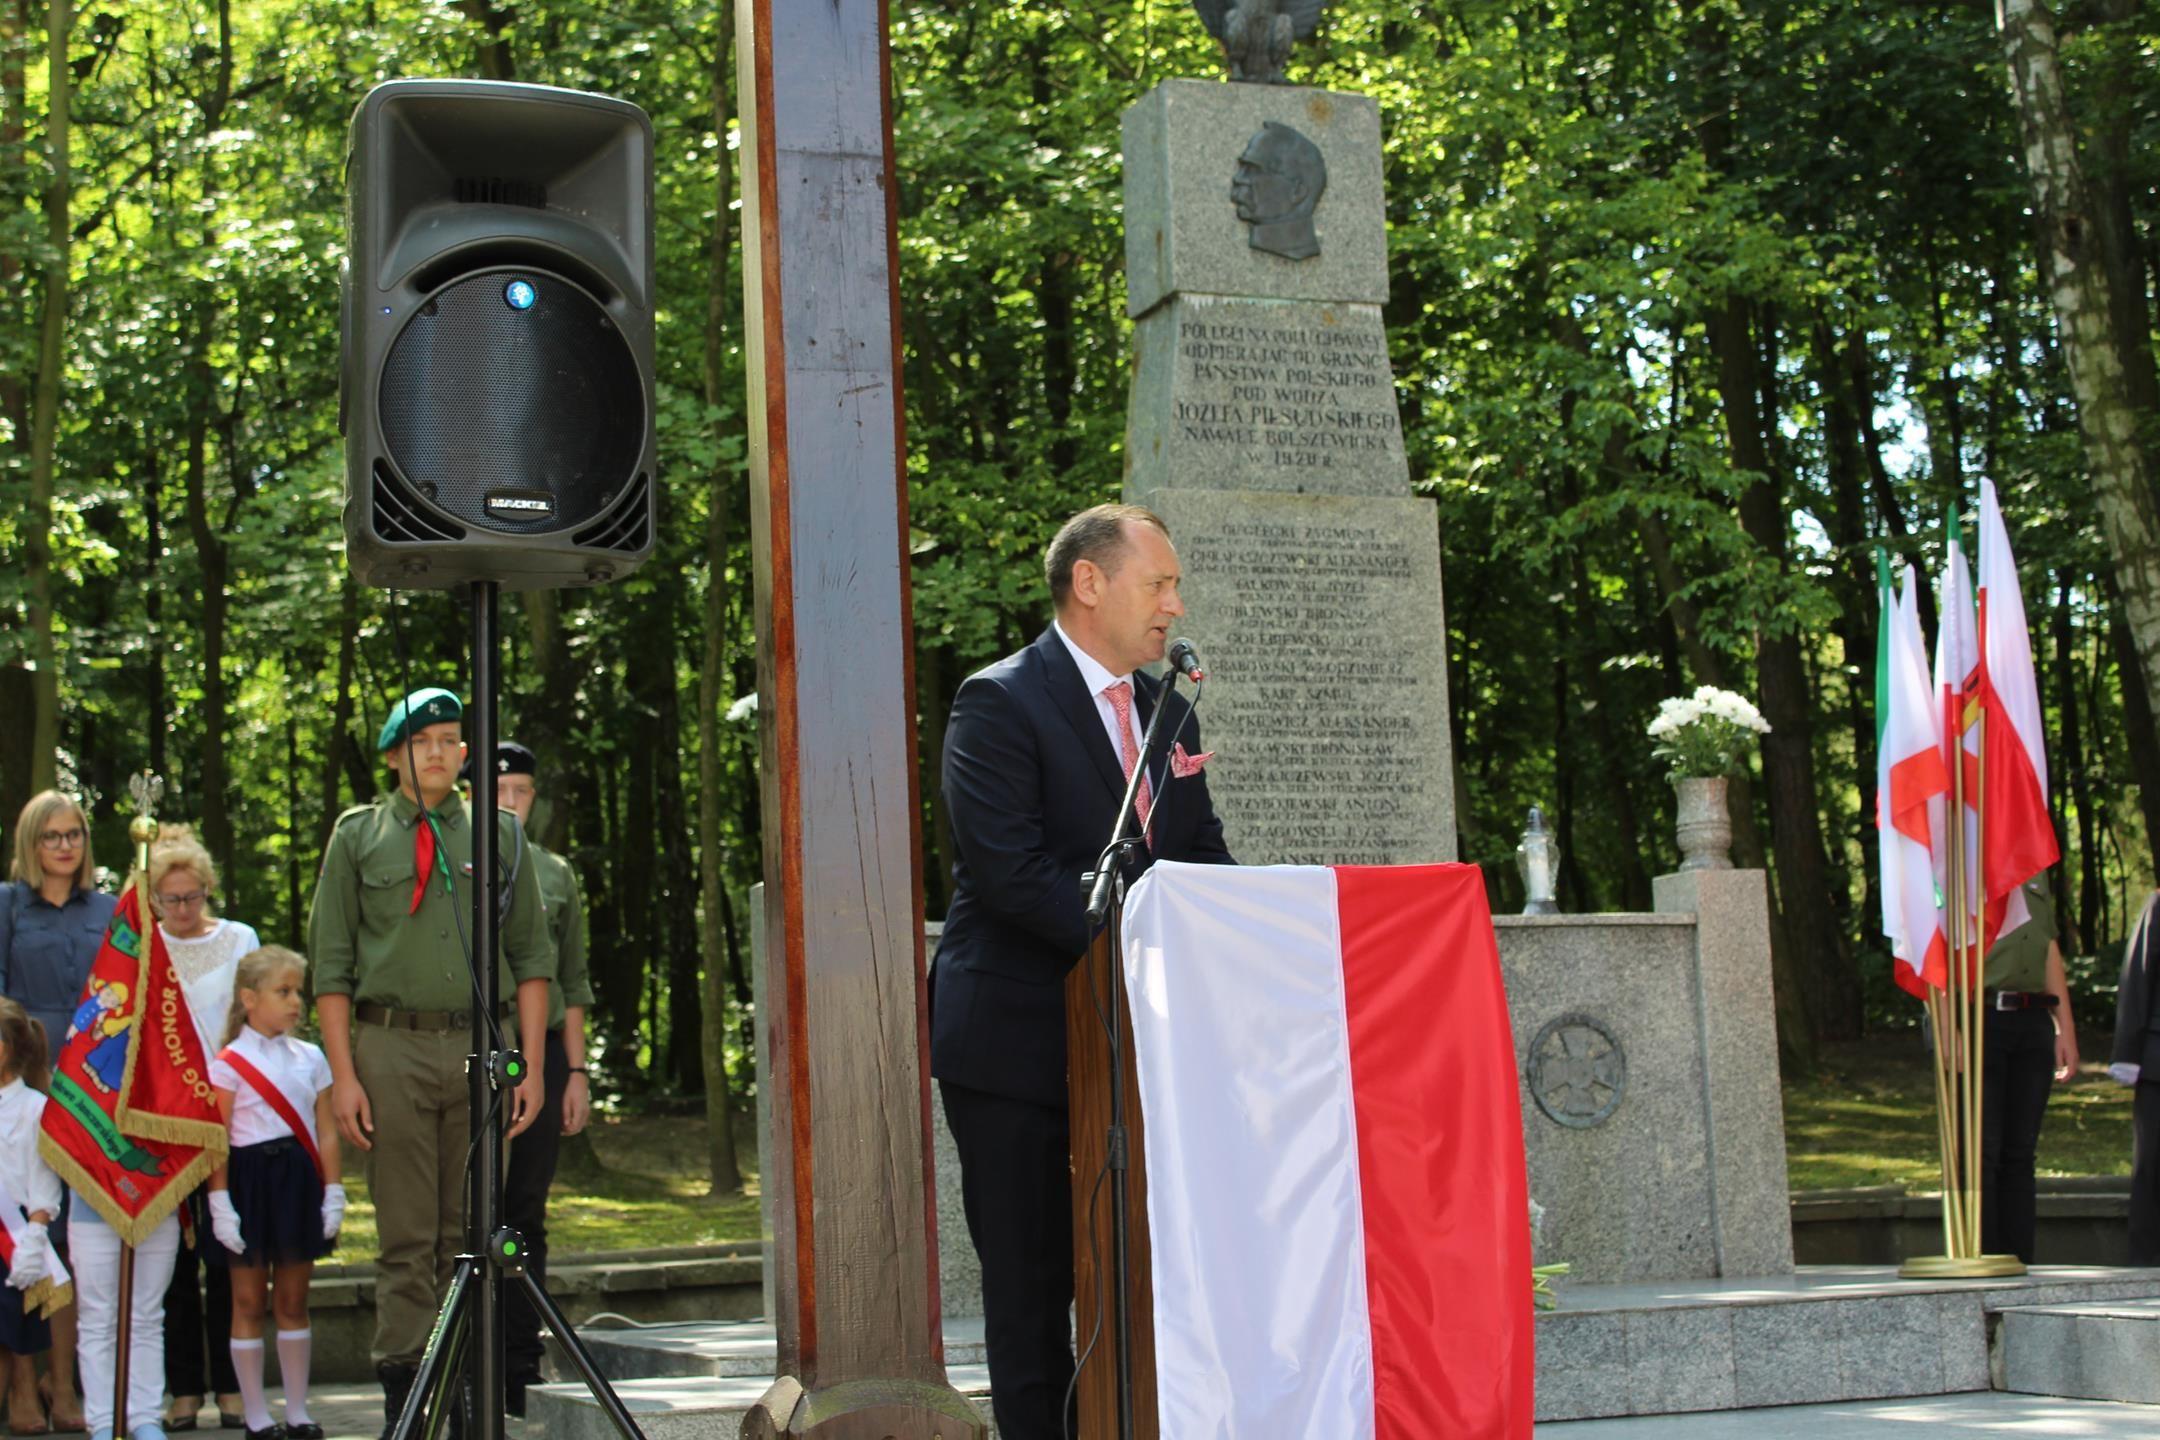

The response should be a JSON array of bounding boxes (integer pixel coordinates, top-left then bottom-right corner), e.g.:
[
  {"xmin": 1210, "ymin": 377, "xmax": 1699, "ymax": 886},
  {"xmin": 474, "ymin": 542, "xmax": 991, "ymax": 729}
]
[{"xmin": 1121, "ymin": 78, "xmax": 1456, "ymax": 864}]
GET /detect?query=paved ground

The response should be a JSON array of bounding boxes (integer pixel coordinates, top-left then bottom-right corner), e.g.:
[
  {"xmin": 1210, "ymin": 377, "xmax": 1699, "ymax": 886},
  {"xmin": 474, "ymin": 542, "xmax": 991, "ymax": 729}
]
[
  {"xmin": 1536, "ymin": 1392, "xmax": 2160, "ymax": 1436},
  {"xmin": 226, "ymin": 1382, "xmax": 2160, "ymax": 1439},
  {"xmin": 189, "ymin": 1383, "xmax": 537, "ymax": 1440}
]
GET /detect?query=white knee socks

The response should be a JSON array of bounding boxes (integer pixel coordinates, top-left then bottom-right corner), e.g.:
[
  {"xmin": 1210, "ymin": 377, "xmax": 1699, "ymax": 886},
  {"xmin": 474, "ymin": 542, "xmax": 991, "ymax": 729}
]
[
  {"xmin": 276, "ymin": 1331, "xmax": 313, "ymax": 1426},
  {"xmin": 228, "ymin": 1339, "xmax": 272, "ymax": 1431}
]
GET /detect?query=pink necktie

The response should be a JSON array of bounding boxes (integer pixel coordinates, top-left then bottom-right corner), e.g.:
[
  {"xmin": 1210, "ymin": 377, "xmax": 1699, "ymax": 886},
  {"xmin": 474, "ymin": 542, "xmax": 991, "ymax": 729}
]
[{"xmin": 1104, "ymin": 681, "xmax": 1153, "ymax": 829}]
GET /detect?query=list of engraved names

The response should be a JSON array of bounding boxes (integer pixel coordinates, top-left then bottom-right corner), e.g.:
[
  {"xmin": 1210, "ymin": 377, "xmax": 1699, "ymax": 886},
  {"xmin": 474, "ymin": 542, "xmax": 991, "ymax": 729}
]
[{"xmin": 1179, "ymin": 514, "xmax": 1444, "ymax": 866}]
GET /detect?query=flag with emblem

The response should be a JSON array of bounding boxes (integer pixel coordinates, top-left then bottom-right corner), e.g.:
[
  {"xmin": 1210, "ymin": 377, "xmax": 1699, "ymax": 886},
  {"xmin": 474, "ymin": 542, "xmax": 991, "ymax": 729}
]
[
  {"xmin": 39, "ymin": 886, "xmax": 225, "ymax": 1242},
  {"xmin": 1975, "ymin": 478, "xmax": 2059, "ymax": 939},
  {"xmin": 1878, "ymin": 558, "xmax": 1950, "ymax": 997}
]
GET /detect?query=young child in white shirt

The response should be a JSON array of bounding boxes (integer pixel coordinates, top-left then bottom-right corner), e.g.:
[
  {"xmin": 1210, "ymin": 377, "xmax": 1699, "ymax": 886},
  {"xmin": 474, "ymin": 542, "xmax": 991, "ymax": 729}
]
[
  {"xmin": 0, "ymin": 998, "xmax": 63, "ymax": 1434},
  {"xmin": 206, "ymin": 948, "xmax": 344, "ymax": 1440}
]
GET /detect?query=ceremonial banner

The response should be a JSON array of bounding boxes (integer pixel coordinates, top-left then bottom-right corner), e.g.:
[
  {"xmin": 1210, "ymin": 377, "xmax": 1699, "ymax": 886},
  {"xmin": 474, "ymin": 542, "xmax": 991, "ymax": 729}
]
[
  {"xmin": 39, "ymin": 887, "xmax": 225, "ymax": 1242},
  {"xmin": 1879, "ymin": 562, "xmax": 1951, "ymax": 997},
  {"xmin": 1122, "ymin": 862, "xmax": 1532, "ymax": 1440},
  {"xmin": 0, "ymin": 1171, "xmax": 72, "ymax": 1319}
]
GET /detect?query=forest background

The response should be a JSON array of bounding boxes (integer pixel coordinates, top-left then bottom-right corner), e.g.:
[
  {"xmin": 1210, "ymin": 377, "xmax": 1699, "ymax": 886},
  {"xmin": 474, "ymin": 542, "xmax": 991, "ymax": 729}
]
[{"xmin": 3, "ymin": 0, "xmax": 2158, "ymax": 1192}]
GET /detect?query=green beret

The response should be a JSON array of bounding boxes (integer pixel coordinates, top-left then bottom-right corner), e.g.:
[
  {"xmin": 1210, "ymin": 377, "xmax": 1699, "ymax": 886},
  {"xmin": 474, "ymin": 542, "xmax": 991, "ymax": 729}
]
[{"xmin": 377, "ymin": 687, "xmax": 464, "ymax": 751}]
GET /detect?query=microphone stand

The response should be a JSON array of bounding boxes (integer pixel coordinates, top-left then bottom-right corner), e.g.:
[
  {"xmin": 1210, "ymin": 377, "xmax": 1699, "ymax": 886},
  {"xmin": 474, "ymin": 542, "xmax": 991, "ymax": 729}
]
[{"xmin": 1080, "ymin": 668, "xmax": 1185, "ymax": 1440}]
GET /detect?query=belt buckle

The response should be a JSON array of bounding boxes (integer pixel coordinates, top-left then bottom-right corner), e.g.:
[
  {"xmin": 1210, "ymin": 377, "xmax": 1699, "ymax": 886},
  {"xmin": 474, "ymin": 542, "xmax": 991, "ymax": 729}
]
[
  {"xmin": 449, "ymin": 1010, "xmax": 472, "ymax": 1030},
  {"xmin": 1994, "ymin": 992, "xmax": 2017, "ymax": 1011}
]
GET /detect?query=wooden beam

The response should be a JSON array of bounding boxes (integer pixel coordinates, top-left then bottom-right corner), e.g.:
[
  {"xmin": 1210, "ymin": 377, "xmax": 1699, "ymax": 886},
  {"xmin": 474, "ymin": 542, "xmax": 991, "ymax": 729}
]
[{"xmin": 736, "ymin": 0, "xmax": 984, "ymax": 1434}]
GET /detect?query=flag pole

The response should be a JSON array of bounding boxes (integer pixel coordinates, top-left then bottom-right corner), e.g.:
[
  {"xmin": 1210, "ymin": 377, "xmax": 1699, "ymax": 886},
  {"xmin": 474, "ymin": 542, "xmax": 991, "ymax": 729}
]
[{"xmin": 114, "ymin": 788, "xmax": 161, "ymax": 1436}]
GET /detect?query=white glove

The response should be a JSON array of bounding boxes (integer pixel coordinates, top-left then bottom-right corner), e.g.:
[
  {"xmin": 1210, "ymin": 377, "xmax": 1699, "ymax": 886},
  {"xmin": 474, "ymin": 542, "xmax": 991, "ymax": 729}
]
[
  {"xmin": 321, "ymin": 1182, "xmax": 347, "ymax": 1240},
  {"xmin": 7, "ymin": 1223, "xmax": 46, "ymax": 1289},
  {"xmin": 2110, "ymin": 1062, "xmax": 2142, "ymax": 1087},
  {"xmin": 209, "ymin": 1190, "xmax": 246, "ymax": 1255}
]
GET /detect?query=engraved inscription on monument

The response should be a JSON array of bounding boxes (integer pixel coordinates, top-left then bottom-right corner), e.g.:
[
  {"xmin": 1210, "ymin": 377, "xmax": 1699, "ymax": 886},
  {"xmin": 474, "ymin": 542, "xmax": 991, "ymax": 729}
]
[
  {"xmin": 1143, "ymin": 491, "xmax": 1454, "ymax": 865},
  {"xmin": 1130, "ymin": 297, "xmax": 1408, "ymax": 498}
]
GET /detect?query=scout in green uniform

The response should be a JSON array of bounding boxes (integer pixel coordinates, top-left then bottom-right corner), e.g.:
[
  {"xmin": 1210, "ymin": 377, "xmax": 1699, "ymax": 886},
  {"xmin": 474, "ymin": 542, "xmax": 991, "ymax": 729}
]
[
  {"xmin": 306, "ymin": 688, "xmax": 554, "ymax": 1433},
  {"xmin": 468, "ymin": 742, "xmax": 594, "ymax": 1414},
  {"xmin": 1981, "ymin": 876, "xmax": 2080, "ymax": 1263}
]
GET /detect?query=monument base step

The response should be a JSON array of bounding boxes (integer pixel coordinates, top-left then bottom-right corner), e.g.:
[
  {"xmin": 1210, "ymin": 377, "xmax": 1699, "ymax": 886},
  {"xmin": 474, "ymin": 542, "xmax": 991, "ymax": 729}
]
[
  {"xmin": 1996, "ymin": 1296, "xmax": 2160, "ymax": 1405},
  {"xmin": 546, "ymin": 1315, "xmax": 986, "ymax": 1381},
  {"xmin": 1535, "ymin": 1263, "xmax": 2160, "ymax": 1422},
  {"xmin": 523, "ymin": 1368, "xmax": 994, "ymax": 1440}
]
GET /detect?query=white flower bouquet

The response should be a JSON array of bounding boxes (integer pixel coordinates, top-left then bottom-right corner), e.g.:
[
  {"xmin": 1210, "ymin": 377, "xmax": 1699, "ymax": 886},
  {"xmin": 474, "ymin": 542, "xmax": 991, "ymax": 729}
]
[{"xmin": 1646, "ymin": 686, "xmax": 1771, "ymax": 780}]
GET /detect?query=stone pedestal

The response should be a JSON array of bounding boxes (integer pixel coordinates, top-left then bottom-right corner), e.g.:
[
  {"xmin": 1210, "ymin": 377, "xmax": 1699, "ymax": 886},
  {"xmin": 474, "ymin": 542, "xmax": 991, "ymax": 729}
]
[
  {"xmin": 1122, "ymin": 79, "xmax": 1455, "ymax": 864},
  {"xmin": 1497, "ymin": 870, "xmax": 1794, "ymax": 1285}
]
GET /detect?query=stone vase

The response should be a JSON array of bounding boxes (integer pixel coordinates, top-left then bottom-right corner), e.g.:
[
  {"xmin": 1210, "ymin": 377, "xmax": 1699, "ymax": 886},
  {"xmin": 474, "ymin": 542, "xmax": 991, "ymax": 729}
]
[{"xmin": 1673, "ymin": 776, "xmax": 1734, "ymax": 871}]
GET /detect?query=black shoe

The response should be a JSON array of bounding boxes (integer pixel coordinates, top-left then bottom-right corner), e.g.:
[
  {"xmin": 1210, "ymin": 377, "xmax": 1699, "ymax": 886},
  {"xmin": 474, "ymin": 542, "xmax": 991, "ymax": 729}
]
[
  {"xmin": 242, "ymin": 1427, "xmax": 282, "ymax": 1440},
  {"xmin": 281, "ymin": 1427, "xmax": 323, "ymax": 1440},
  {"xmin": 375, "ymin": 1363, "xmax": 418, "ymax": 1440}
]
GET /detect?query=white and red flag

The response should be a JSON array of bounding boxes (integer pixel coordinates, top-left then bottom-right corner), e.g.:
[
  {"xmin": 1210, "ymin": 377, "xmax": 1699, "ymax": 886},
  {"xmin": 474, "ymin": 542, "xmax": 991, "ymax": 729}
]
[
  {"xmin": 1976, "ymin": 478, "xmax": 2059, "ymax": 936},
  {"xmin": 1934, "ymin": 520, "xmax": 1983, "ymax": 957},
  {"xmin": 1121, "ymin": 861, "xmax": 1532, "ymax": 1440},
  {"xmin": 1879, "ymin": 562, "xmax": 1950, "ymax": 997}
]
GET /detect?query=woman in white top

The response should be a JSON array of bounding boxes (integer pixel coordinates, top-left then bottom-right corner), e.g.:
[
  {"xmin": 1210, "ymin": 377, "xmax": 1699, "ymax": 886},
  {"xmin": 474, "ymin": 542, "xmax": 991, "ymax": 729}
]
[{"xmin": 145, "ymin": 829, "xmax": 251, "ymax": 1432}]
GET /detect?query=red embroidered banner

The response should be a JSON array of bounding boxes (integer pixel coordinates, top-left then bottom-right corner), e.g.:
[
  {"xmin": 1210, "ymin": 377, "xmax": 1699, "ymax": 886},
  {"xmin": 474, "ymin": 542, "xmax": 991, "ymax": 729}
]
[{"xmin": 39, "ymin": 886, "xmax": 226, "ymax": 1244}]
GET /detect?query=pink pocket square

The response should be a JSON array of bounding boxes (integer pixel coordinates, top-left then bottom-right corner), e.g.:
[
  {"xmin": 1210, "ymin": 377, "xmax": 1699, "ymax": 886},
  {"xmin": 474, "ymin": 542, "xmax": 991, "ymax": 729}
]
[{"xmin": 1170, "ymin": 743, "xmax": 1216, "ymax": 779}]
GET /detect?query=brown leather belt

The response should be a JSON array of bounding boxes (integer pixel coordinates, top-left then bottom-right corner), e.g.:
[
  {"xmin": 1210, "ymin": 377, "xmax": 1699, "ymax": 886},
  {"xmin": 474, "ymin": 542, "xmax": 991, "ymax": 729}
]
[{"xmin": 354, "ymin": 1000, "xmax": 514, "ymax": 1033}]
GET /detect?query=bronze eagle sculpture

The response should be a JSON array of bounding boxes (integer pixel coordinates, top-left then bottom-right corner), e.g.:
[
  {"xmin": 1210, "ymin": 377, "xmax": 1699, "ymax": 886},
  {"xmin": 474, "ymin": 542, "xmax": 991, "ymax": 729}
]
[{"xmin": 1193, "ymin": 0, "xmax": 1327, "ymax": 85}]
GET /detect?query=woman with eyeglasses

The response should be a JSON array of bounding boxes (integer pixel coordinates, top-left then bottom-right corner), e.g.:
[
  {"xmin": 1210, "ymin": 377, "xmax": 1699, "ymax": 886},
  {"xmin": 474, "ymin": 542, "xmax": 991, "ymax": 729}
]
[
  {"xmin": 0, "ymin": 790, "xmax": 110, "ymax": 1433},
  {"xmin": 143, "ymin": 828, "xmax": 255, "ymax": 1434}
]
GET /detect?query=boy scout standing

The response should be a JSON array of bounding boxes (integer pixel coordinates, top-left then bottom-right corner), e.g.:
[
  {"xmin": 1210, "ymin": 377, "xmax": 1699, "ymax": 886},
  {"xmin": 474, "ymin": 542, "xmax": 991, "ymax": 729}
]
[
  {"xmin": 308, "ymin": 688, "xmax": 554, "ymax": 1435},
  {"xmin": 473, "ymin": 742, "xmax": 595, "ymax": 1415}
]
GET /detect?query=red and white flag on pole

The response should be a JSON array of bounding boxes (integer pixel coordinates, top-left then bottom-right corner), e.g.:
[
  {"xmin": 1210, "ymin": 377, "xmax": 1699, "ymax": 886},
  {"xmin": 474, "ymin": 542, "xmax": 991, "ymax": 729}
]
[
  {"xmin": 1934, "ymin": 522, "xmax": 1983, "ymax": 955},
  {"xmin": 1121, "ymin": 861, "xmax": 1533, "ymax": 1440},
  {"xmin": 1976, "ymin": 478, "xmax": 2059, "ymax": 937},
  {"xmin": 1880, "ymin": 564, "xmax": 1950, "ymax": 997}
]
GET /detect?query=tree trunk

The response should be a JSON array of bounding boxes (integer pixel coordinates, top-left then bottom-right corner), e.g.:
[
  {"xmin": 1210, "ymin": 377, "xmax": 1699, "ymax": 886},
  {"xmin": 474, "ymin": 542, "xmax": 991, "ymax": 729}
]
[
  {"xmin": 1997, "ymin": 0, "xmax": 2160, "ymax": 834},
  {"xmin": 2112, "ymin": 593, "xmax": 2160, "ymax": 874},
  {"xmin": 318, "ymin": 577, "xmax": 361, "ymax": 852},
  {"xmin": 24, "ymin": 0, "xmax": 72, "ymax": 793},
  {"xmin": 1709, "ymin": 297, "xmax": 1846, "ymax": 1062},
  {"xmin": 2050, "ymin": 579, "xmax": 2096, "ymax": 953},
  {"xmin": 696, "ymin": 22, "xmax": 743, "ymax": 1194}
]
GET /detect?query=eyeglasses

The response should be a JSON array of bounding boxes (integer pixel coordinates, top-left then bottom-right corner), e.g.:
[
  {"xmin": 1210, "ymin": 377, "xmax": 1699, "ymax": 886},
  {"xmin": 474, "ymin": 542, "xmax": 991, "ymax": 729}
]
[
  {"xmin": 37, "ymin": 828, "xmax": 85, "ymax": 848},
  {"xmin": 155, "ymin": 890, "xmax": 208, "ymax": 910}
]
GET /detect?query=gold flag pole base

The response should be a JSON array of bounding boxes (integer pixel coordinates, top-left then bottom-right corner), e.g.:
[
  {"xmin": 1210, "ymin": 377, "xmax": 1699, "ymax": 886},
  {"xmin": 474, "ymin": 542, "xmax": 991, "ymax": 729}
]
[{"xmin": 1898, "ymin": 1253, "xmax": 2027, "ymax": 1280}]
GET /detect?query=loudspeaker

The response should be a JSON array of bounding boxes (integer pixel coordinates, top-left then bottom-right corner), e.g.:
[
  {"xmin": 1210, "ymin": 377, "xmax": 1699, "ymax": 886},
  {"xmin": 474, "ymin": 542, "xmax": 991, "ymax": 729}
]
[{"xmin": 342, "ymin": 79, "xmax": 656, "ymax": 590}]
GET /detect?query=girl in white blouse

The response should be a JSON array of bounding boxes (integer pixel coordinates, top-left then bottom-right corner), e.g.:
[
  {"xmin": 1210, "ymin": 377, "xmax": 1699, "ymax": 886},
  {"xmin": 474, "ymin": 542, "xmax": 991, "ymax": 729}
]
[
  {"xmin": 205, "ymin": 949, "xmax": 344, "ymax": 1440},
  {"xmin": 0, "ymin": 999, "xmax": 62, "ymax": 1434}
]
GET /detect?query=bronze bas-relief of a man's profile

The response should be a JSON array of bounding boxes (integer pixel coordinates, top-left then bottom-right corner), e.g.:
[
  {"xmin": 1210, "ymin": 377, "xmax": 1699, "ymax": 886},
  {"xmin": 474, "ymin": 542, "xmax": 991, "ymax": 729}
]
[{"xmin": 1231, "ymin": 121, "xmax": 1326, "ymax": 261}]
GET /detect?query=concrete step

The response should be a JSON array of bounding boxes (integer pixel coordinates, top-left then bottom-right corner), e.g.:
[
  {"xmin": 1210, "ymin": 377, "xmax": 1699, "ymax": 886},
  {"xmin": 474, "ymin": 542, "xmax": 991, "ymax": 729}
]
[
  {"xmin": 522, "ymin": 1367, "xmax": 993, "ymax": 1440},
  {"xmin": 551, "ymin": 1315, "xmax": 987, "ymax": 1381},
  {"xmin": 1996, "ymin": 1297, "xmax": 2160, "ymax": 1406}
]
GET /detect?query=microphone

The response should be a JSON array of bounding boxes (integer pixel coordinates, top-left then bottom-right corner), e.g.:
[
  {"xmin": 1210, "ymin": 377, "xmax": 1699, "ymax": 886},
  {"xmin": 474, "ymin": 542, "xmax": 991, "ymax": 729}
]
[{"xmin": 1166, "ymin": 637, "xmax": 1207, "ymax": 683}]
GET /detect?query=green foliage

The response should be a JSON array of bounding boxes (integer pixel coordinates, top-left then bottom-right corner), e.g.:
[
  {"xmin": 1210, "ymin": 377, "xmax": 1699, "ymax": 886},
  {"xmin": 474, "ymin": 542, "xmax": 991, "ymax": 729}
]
[{"xmin": 0, "ymin": 0, "xmax": 2154, "ymax": 1100}]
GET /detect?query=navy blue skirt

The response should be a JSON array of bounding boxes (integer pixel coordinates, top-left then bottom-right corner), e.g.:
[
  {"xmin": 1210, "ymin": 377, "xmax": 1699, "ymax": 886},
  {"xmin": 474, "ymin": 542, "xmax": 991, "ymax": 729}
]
[
  {"xmin": 226, "ymin": 1137, "xmax": 334, "ymax": 1266},
  {"xmin": 0, "ymin": 1271, "xmax": 51, "ymax": 1355}
]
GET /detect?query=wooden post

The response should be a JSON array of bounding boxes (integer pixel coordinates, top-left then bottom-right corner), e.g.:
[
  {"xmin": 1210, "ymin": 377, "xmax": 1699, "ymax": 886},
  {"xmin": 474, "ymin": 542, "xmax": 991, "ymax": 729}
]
[{"xmin": 735, "ymin": 1, "xmax": 985, "ymax": 1435}]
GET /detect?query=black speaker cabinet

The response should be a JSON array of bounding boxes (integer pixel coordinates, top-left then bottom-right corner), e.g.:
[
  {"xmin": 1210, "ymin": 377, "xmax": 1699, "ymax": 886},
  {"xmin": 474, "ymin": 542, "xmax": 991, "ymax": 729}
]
[{"xmin": 342, "ymin": 79, "xmax": 656, "ymax": 590}]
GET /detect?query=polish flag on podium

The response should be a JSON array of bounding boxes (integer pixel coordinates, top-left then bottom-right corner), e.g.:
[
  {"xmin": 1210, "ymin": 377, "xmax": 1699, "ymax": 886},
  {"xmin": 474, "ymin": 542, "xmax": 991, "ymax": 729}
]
[
  {"xmin": 1877, "ymin": 557, "xmax": 1950, "ymax": 997},
  {"xmin": 1934, "ymin": 521, "xmax": 1984, "ymax": 963},
  {"xmin": 1121, "ymin": 861, "xmax": 1533, "ymax": 1440},
  {"xmin": 1975, "ymin": 478, "xmax": 2058, "ymax": 938}
]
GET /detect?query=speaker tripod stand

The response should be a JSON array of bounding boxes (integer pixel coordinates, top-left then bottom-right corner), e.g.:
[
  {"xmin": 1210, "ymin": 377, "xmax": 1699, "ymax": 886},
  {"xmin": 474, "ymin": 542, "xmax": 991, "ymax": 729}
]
[{"xmin": 389, "ymin": 581, "xmax": 646, "ymax": 1440}]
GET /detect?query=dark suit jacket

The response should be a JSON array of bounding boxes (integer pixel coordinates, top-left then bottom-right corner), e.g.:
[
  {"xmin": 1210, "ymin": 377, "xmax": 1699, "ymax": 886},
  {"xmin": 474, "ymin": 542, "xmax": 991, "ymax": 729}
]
[{"xmin": 931, "ymin": 626, "xmax": 1234, "ymax": 1107}]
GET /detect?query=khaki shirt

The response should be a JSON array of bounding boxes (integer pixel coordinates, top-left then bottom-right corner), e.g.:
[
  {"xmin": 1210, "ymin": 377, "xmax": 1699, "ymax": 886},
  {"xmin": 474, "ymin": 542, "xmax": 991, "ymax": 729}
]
[
  {"xmin": 1986, "ymin": 879, "xmax": 2057, "ymax": 994},
  {"xmin": 528, "ymin": 841, "xmax": 593, "ymax": 1031},
  {"xmin": 308, "ymin": 791, "xmax": 553, "ymax": 1010}
]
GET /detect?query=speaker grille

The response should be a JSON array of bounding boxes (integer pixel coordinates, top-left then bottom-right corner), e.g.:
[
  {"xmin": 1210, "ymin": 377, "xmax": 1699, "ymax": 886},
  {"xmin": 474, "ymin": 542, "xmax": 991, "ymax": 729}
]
[
  {"xmin": 572, "ymin": 475, "xmax": 652, "ymax": 555},
  {"xmin": 371, "ymin": 460, "xmax": 468, "ymax": 543},
  {"xmin": 377, "ymin": 268, "xmax": 645, "ymax": 534}
]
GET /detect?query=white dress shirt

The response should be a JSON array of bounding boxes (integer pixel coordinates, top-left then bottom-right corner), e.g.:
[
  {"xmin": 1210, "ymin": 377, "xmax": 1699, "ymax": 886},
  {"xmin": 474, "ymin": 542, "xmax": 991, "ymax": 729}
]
[
  {"xmin": 0, "ymin": 1078, "xmax": 63, "ymax": 1217},
  {"xmin": 1053, "ymin": 620, "xmax": 1147, "ymax": 767},
  {"xmin": 209, "ymin": 1026, "xmax": 331, "ymax": 1149}
]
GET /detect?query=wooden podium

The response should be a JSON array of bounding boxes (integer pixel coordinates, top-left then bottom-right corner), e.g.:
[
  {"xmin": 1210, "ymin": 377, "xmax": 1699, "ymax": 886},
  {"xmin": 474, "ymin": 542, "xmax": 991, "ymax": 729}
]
[{"xmin": 1064, "ymin": 920, "xmax": 1159, "ymax": 1440}]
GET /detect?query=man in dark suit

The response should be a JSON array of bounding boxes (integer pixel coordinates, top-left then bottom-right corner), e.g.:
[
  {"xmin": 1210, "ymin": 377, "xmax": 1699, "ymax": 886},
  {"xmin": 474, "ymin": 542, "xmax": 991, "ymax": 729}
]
[{"xmin": 931, "ymin": 502, "xmax": 1234, "ymax": 1440}]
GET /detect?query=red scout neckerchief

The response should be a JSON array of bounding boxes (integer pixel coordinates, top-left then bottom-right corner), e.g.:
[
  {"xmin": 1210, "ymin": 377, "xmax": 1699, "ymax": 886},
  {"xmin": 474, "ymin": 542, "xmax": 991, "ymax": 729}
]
[
  {"xmin": 408, "ymin": 801, "xmax": 452, "ymax": 915},
  {"xmin": 217, "ymin": 1045, "xmax": 324, "ymax": 1181}
]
